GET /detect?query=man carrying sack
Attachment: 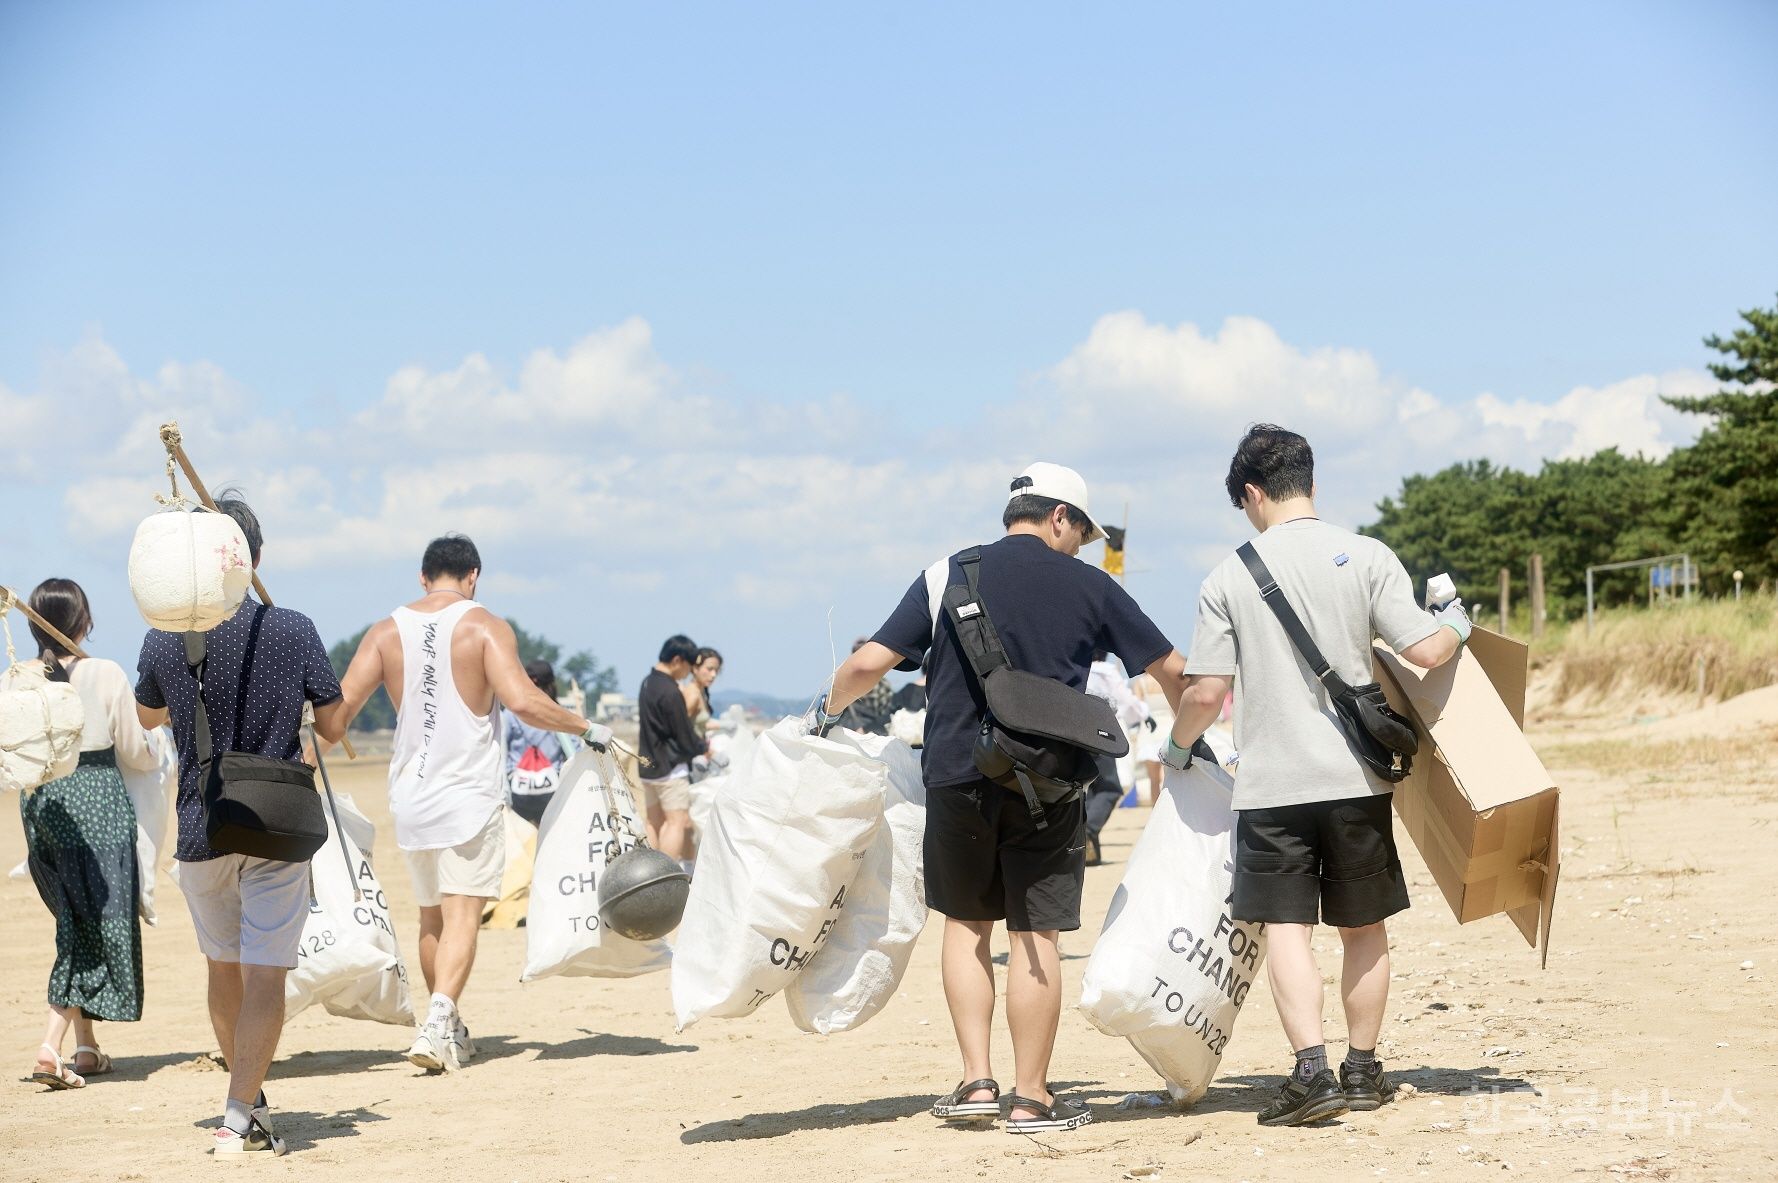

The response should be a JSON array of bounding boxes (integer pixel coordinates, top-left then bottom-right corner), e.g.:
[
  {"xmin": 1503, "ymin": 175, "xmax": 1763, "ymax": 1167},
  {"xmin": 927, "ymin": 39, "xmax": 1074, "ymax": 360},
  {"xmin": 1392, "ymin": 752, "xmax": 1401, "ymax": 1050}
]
[
  {"xmin": 1164, "ymin": 425, "xmax": 1469, "ymax": 1127},
  {"xmin": 811, "ymin": 463, "xmax": 1187, "ymax": 1135}
]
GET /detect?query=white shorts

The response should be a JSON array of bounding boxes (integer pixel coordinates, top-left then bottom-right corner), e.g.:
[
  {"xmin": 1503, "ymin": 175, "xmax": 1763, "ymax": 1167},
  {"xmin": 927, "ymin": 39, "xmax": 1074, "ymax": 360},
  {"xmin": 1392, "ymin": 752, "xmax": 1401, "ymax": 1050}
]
[
  {"xmin": 403, "ymin": 808, "xmax": 505, "ymax": 906},
  {"xmin": 176, "ymin": 854, "xmax": 312, "ymax": 969}
]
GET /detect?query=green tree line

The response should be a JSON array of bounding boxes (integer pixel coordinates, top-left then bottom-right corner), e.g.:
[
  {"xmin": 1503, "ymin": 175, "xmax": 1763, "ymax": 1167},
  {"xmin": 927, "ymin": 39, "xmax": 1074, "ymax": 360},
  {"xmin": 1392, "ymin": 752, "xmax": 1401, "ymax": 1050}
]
[
  {"xmin": 1361, "ymin": 295, "xmax": 1778, "ymax": 615},
  {"xmin": 327, "ymin": 620, "xmax": 619, "ymax": 732}
]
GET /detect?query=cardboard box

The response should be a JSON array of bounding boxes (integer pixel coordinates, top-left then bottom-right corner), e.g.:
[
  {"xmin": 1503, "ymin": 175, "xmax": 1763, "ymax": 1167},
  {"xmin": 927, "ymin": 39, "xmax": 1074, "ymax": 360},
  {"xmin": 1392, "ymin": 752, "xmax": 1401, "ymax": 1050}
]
[{"xmin": 1373, "ymin": 627, "xmax": 1560, "ymax": 965}]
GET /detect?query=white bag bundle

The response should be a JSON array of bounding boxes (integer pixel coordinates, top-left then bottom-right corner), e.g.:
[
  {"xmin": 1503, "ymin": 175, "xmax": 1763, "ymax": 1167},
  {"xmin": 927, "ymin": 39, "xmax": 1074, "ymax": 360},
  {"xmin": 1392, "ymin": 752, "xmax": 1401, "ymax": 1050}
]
[
  {"xmin": 687, "ymin": 723, "xmax": 755, "ymax": 841},
  {"xmin": 888, "ymin": 708, "xmax": 926, "ymax": 748},
  {"xmin": 126, "ymin": 508, "xmax": 253, "ymax": 633},
  {"xmin": 119, "ymin": 726, "xmax": 176, "ymax": 924},
  {"xmin": 0, "ymin": 657, "xmax": 84, "ymax": 795},
  {"xmin": 672, "ymin": 720, "xmax": 885, "ymax": 1030},
  {"xmin": 522, "ymin": 748, "xmax": 672, "ymax": 981},
  {"xmin": 1078, "ymin": 760, "xmax": 1268, "ymax": 1105},
  {"xmin": 784, "ymin": 731, "xmax": 927, "ymax": 1034},
  {"xmin": 285, "ymin": 796, "xmax": 411, "ymax": 1023},
  {"xmin": 317, "ymin": 796, "xmax": 414, "ymax": 1025}
]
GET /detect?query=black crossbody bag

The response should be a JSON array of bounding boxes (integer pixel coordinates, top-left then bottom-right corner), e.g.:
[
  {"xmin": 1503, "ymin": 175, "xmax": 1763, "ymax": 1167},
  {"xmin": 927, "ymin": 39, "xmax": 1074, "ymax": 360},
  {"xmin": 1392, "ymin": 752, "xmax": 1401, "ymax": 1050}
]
[
  {"xmin": 186, "ymin": 605, "xmax": 329, "ymax": 862},
  {"xmin": 1237, "ymin": 543, "xmax": 1419, "ymax": 783},
  {"xmin": 943, "ymin": 548, "xmax": 1130, "ymax": 829}
]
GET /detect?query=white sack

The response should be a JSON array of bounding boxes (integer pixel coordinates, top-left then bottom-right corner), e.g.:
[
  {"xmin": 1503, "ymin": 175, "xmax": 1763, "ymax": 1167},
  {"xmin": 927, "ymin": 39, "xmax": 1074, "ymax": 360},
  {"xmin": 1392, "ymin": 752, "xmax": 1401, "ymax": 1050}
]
[
  {"xmin": 784, "ymin": 730, "xmax": 927, "ymax": 1034},
  {"xmin": 522, "ymin": 749, "xmax": 672, "ymax": 981},
  {"xmin": 671, "ymin": 719, "xmax": 885, "ymax": 1030},
  {"xmin": 126, "ymin": 508, "xmax": 253, "ymax": 633},
  {"xmin": 285, "ymin": 796, "xmax": 408, "ymax": 1022},
  {"xmin": 0, "ymin": 659, "xmax": 84, "ymax": 795},
  {"xmin": 687, "ymin": 723, "xmax": 755, "ymax": 841},
  {"xmin": 316, "ymin": 796, "xmax": 414, "ymax": 1025},
  {"xmin": 888, "ymin": 708, "xmax": 925, "ymax": 748},
  {"xmin": 119, "ymin": 725, "xmax": 176, "ymax": 924},
  {"xmin": 1078, "ymin": 760, "xmax": 1268, "ymax": 1105}
]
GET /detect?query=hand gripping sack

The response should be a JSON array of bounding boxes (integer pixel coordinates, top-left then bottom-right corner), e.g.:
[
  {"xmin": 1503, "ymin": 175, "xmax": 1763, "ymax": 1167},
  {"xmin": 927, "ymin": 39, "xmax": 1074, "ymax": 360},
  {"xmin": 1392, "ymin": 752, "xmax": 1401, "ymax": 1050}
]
[
  {"xmin": 523, "ymin": 748, "xmax": 672, "ymax": 981},
  {"xmin": 127, "ymin": 508, "xmax": 254, "ymax": 633},
  {"xmin": 316, "ymin": 796, "xmax": 415, "ymax": 1025},
  {"xmin": 0, "ymin": 654, "xmax": 84, "ymax": 795},
  {"xmin": 119, "ymin": 726, "xmax": 177, "ymax": 924},
  {"xmin": 671, "ymin": 719, "xmax": 885, "ymax": 1030},
  {"xmin": 1078, "ymin": 760, "xmax": 1268, "ymax": 1105},
  {"xmin": 285, "ymin": 796, "xmax": 409, "ymax": 1022},
  {"xmin": 784, "ymin": 731, "xmax": 928, "ymax": 1034}
]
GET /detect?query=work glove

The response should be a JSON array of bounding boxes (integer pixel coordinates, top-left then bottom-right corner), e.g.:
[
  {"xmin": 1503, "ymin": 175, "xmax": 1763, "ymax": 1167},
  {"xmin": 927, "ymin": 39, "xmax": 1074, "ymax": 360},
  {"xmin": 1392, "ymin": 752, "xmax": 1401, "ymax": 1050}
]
[
  {"xmin": 798, "ymin": 693, "xmax": 844, "ymax": 739},
  {"xmin": 1158, "ymin": 736, "xmax": 1196, "ymax": 772},
  {"xmin": 581, "ymin": 722, "xmax": 614, "ymax": 753},
  {"xmin": 1142, "ymin": 717, "xmax": 1158, "ymax": 733},
  {"xmin": 1432, "ymin": 599, "xmax": 1472, "ymax": 645}
]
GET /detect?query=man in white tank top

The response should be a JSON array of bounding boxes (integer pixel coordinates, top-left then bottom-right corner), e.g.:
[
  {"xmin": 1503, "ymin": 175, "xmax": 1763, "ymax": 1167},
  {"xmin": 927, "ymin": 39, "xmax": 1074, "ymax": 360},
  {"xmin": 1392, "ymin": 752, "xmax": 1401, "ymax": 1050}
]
[{"xmin": 336, "ymin": 534, "xmax": 609, "ymax": 1072}]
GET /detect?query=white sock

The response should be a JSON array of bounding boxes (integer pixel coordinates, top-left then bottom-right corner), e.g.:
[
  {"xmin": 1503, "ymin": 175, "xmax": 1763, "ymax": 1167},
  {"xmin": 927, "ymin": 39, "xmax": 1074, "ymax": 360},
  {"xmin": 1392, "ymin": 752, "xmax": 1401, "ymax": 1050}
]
[{"xmin": 426, "ymin": 992, "xmax": 456, "ymax": 1028}]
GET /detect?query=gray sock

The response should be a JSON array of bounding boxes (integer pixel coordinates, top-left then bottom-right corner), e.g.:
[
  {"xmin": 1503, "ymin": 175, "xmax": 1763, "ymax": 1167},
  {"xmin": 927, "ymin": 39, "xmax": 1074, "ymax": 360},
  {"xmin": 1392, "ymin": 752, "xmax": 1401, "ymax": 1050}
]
[
  {"xmin": 1344, "ymin": 1046, "xmax": 1378, "ymax": 1069},
  {"xmin": 223, "ymin": 1097, "xmax": 255, "ymax": 1136},
  {"xmin": 1293, "ymin": 1044, "xmax": 1327, "ymax": 1082}
]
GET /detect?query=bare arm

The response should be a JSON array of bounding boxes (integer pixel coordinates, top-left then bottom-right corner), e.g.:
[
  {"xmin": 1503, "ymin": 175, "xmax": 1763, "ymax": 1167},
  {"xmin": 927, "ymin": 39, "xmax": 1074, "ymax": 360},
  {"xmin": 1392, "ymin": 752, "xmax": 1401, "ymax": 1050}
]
[
  {"xmin": 312, "ymin": 698, "xmax": 350, "ymax": 745},
  {"xmin": 482, "ymin": 615, "xmax": 592, "ymax": 734},
  {"xmin": 1170, "ymin": 672, "xmax": 1232, "ymax": 750},
  {"xmin": 326, "ymin": 623, "xmax": 390, "ymax": 743},
  {"xmin": 824, "ymin": 642, "xmax": 906, "ymax": 716},
  {"xmin": 1399, "ymin": 627, "xmax": 1461, "ymax": 670},
  {"xmin": 137, "ymin": 703, "xmax": 169, "ymax": 731},
  {"xmin": 1142, "ymin": 649, "xmax": 1189, "ymax": 712}
]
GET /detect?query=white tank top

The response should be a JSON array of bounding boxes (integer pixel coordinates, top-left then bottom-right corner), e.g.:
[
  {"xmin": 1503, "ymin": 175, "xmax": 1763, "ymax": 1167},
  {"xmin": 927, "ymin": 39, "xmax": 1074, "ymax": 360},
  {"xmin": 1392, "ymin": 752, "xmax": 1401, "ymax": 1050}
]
[{"xmin": 388, "ymin": 600, "xmax": 503, "ymax": 851}]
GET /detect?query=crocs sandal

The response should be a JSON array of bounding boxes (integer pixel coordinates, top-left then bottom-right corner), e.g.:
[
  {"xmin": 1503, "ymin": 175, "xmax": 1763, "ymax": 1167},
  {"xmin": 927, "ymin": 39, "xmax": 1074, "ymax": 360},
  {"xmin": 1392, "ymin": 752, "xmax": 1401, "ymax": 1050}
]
[
  {"xmin": 931, "ymin": 1078, "xmax": 1001, "ymax": 1122},
  {"xmin": 29, "ymin": 1045, "xmax": 85, "ymax": 1091},
  {"xmin": 72, "ymin": 1046, "xmax": 114, "ymax": 1077},
  {"xmin": 1005, "ymin": 1090, "xmax": 1093, "ymax": 1135}
]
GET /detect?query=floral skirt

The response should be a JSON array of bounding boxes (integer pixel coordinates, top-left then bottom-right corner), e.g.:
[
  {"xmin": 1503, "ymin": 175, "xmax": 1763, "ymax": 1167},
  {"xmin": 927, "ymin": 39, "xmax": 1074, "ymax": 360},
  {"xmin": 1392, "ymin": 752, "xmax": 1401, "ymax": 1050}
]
[{"xmin": 20, "ymin": 749, "xmax": 144, "ymax": 1022}]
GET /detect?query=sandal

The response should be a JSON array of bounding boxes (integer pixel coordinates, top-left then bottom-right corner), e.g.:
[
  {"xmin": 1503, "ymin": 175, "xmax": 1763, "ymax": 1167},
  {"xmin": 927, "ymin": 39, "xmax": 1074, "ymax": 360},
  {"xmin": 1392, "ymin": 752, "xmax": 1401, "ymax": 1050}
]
[
  {"xmin": 72, "ymin": 1046, "xmax": 113, "ymax": 1077},
  {"xmin": 1005, "ymin": 1088, "xmax": 1093, "ymax": 1135},
  {"xmin": 931, "ymin": 1078, "xmax": 1001, "ymax": 1122},
  {"xmin": 29, "ymin": 1045, "xmax": 85, "ymax": 1091}
]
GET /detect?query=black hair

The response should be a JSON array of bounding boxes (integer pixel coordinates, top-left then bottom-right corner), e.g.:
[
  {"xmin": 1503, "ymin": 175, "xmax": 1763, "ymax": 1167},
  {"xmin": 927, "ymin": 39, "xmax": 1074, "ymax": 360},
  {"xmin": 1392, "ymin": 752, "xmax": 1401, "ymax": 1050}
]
[
  {"xmin": 422, "ymin": 534, "xmax": 482, "ymax": 581},
  {"xmin": 1002, "ymin": 494, "xmax": 1091, "ymax": 532},
  {"xmin": 694, "ymin": 647, "xmax": 723, "ymax": 668},
  {"xmin": 1225, "ymin": 424, "xmax": 1314, "ymax": 508},
  {"xmin": 524, "ymin": 658, "xmax": 558, "ymax": 701},
  {"xmin": 27, "ymin": 578, "xmax": 92, "ymax": 667},
  {"xmin": 658, "ymin": 634, "xmax": 698, "ymax": 665},
  {"xmin": 214, "ymin": 488, "xmax": 263, "ymax": 566}
]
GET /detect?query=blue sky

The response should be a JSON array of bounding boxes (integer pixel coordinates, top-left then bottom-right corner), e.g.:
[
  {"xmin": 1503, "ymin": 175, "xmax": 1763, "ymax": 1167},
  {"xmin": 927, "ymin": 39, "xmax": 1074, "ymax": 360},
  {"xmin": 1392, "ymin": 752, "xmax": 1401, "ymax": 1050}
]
[{"xmin": 3, "ymin": 1, "xmax": 1775, "ymax": 697}]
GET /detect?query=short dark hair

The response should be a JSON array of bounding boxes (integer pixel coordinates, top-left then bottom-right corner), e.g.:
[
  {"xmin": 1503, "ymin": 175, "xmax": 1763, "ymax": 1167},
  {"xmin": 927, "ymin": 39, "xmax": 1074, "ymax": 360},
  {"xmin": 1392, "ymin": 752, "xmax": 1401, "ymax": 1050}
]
[
  {"xmin": 694, "ymin": 647, "xmax": 723, "ymax": 668},
  {"xmin": 524, "ymin": 658, "xmax": 558, "ymax": 700},
  {"xmin": 27, "ymin": 578, "xmax": 92, "ymax": 659},
  {"xmin": 214, "ymin": 488, "xmax": 263, "ymax": 566},
  {"xmin": 1225, "ymin": 424, "xmax": 1314, "ymax": 508},
  {"xmin": 422, "ymin": 534, "xmax": 482, "ymax": 581},
  {"xmin": 658, "ymin": 634, "xmax": 698, "ymax": 665},
  {"xmin": 1002, "ymin": 494, "xmax": 1091, "ymax": 532}
]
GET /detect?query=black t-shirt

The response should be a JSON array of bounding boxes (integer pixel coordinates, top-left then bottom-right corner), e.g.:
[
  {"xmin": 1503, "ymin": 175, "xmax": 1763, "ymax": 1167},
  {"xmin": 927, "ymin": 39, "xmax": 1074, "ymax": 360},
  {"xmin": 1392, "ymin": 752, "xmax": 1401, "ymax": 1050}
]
[
  {"xmin": 637, "ymin": 668, "xmax": 701, "ymax": 780},
  {"xmin": 870, "ymin": 534, "xmax": 1173, "ymax": 789}
]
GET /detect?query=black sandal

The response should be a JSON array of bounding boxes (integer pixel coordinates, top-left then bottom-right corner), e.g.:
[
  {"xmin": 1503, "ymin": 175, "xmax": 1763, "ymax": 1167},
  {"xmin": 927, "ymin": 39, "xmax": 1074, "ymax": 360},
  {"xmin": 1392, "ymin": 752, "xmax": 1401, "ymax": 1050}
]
[
  {"xmin": 931, "ymin": 1078, "xmax": 1001, "ymax": 1122},
  {"xmin": 1004, "ymin": 1089, "xmax": 1093, "ymax": 1135}
]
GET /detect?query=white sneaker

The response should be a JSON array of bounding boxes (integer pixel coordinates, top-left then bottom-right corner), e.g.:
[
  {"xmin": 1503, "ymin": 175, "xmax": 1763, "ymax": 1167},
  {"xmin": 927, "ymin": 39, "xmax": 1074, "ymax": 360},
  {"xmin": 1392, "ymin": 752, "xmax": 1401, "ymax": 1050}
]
[
  {"xmin": 211, "ymin": 1106, "xmax": 288, "ymax": 1158},
  {"xmin": 404, "ymin": 1022, "xmax": 458, "ymax": 1073},
  {"xmin": 450, "ymin": 1020, "xmax": 475, "ymax": 1063}
]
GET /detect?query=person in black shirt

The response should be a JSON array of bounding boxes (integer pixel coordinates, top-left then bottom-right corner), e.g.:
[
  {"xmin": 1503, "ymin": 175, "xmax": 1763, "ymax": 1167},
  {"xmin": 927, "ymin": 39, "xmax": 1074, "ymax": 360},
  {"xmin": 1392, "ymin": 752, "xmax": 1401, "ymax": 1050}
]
[
  {"xmin": 637, "ymin": 634, "xmax": 703, "ymax": 865},
  {"xmin": 837, "ymin": 638, "xmax": 894, "ymax": 735},
  {"xmin": 810, "ymin": 463, "xmax": 1187, "ymax": 1136}
]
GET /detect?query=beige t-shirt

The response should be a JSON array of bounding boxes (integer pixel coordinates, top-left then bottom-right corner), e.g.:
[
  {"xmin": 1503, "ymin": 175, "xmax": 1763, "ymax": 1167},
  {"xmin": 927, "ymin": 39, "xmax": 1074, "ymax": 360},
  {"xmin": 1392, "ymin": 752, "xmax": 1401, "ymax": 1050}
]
[{"xmin": 1186, "ymin": 518, "xmax": 1438, "ymax": 810}]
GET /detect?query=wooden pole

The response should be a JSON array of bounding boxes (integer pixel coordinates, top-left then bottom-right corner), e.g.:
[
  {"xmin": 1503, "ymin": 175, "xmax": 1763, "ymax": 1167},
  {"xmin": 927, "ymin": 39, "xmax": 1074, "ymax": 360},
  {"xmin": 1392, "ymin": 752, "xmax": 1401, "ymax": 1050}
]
[
  {"xmin": 157, "ymin": 422, "xmax": 354, "ymax": 759},
  {"xmin": 1498, "ymin": 567, "xmax": 1511, "ymax": 636},
  {"xmin": 0, "ymin": 587, "xmax": 91, "ymax": 659},
  {"xmin": 1529, "ymin": 553, "xmax": 1545, "ymax": 641}
]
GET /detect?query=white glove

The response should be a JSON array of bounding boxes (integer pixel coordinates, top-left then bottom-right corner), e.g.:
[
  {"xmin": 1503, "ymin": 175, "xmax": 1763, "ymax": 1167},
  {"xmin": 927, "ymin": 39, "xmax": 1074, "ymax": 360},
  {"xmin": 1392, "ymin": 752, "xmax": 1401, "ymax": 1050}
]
[
  {"xmin": 1432, "ymin": 599, "xmax": 1472, "ymax": 644},
  {"xmin": 1159, "ymin": 737, "xmax": 1197, "ymax": 772},
  {"xmin": 580, "ymin": 722, "xmax": 614, "ymax": 752}
]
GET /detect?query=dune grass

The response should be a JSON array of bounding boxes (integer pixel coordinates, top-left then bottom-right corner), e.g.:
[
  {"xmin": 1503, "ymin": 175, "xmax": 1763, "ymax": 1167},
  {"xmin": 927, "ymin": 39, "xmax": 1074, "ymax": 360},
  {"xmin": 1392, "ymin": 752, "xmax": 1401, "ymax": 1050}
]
[{"xmin": 1528, "ymin": 596, "xmax": 1778, "ymax": 702}]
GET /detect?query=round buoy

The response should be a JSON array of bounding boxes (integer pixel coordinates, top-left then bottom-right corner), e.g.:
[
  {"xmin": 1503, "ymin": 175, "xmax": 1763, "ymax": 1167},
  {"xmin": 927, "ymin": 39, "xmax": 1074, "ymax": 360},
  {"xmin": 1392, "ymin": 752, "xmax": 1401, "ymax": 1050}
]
[{"xmin": 597, "ymin": 846, "xmax": 691, "ymax": 941}]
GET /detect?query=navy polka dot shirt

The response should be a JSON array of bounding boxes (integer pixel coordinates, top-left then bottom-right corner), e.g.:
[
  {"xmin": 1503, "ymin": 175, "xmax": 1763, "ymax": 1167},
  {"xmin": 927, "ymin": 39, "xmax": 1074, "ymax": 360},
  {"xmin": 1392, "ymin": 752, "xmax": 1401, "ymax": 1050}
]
[{"xmin": 135, "ymin": 597, "xmax": 343, "ymax": 862}]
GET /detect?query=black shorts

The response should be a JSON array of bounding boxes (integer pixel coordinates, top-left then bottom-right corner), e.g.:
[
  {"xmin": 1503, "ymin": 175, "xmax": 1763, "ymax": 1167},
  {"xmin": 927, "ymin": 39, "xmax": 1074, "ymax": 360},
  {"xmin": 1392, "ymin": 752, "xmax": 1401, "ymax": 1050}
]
[
  {"xmin": 923, "ymin": 779, "xmax": 1086, "ymax": 933},
  {"xmin": 1231, "ymin": 793, "xmax": 1410, "ymax": 928}
]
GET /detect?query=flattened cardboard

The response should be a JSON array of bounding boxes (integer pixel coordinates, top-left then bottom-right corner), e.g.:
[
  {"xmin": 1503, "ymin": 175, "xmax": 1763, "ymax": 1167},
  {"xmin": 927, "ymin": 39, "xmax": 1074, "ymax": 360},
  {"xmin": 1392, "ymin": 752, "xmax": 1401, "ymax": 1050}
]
[{"xmin": 1373, "ymin": 627, "xmax": 1560, "ymax": 961}]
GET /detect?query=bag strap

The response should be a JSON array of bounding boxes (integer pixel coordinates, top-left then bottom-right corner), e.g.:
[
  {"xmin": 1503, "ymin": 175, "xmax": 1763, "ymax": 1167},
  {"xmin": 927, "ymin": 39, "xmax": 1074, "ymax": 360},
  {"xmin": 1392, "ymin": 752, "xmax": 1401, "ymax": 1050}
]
[
  {"xmin": 946, "ymin": 548, "xmax": 1013, "ymax": 682},
  {"xmin": 1237, "ymin": 543, "xmax": 1353, "ymax": 695},
  {"xmin": 184, "ymin": 631, "xmax": 212, "ymax": 766}
]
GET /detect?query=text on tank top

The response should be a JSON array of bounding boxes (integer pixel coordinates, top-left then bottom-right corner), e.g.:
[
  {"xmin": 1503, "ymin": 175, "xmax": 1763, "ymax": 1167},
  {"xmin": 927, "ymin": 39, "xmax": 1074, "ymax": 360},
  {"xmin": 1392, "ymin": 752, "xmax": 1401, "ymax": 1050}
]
[{"xmin": 388, "ymin": 600, "xmax": 504, "ymax": 851}]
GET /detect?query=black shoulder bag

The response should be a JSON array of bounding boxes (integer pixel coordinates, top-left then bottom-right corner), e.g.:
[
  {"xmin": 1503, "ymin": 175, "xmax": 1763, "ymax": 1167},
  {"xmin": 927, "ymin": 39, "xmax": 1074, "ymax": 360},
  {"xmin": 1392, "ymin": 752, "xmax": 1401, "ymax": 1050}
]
[
  {"xmin": 1237, "ymin": 543, "xmax": 1419, "ymax": 783},
  {"xmin": 187, "ymin": 606, "xmax": 329, "ymax": 862},
  {"xmin": 944, "ymin": 548, "xmax": 1130, "ymax": 829}
]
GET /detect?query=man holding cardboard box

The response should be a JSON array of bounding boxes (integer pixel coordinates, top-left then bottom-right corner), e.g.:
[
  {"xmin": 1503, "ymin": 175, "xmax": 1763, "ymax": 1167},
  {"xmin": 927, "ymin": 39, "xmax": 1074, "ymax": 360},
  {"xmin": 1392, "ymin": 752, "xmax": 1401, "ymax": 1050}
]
[{"xmin": 1165, "ymin": 425, "xmax": 1471, "ymax": 1127}]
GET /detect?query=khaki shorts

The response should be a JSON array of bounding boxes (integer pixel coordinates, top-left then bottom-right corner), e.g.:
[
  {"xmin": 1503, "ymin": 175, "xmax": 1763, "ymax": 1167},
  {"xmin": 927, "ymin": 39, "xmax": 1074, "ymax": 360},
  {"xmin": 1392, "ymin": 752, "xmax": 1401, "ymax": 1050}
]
[
  {"xmin": 403, "ymin": 808, "xmax": 506, "ymax": 907},
  {"xmin": 640, "ymin": 775, "xmax": 691, "ymax": 813},
  {"xmin": 176, "ymin": 853, "xmax": 312, "ymax": 969}
]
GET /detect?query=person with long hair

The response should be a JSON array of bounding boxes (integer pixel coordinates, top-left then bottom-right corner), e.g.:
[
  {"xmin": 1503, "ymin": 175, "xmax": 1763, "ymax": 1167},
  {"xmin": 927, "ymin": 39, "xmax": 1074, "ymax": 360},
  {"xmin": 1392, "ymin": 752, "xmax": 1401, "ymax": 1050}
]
[
  {"xmin": 14, "ymin": 579, "xmax": 161, "ymax": 1090},
  {"xmin": 681, "ymin": 647, "xmax": 722, "ymax": 732}
]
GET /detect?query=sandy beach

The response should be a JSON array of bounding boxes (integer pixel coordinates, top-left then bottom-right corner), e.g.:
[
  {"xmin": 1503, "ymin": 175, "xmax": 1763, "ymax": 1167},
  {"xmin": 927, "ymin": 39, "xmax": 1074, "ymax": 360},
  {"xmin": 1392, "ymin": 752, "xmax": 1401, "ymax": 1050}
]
[{"xmin": 2, "ymin": 698, "xmax": 1774, "ymax": 1183}]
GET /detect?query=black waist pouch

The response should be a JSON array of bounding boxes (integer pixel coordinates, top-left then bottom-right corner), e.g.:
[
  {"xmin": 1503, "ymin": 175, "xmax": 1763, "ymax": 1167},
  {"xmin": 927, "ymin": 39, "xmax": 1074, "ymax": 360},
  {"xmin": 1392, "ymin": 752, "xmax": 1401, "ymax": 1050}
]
[{"xmin": 1329, "ymin": 681, "xmax": 1419, "ymax": 783}]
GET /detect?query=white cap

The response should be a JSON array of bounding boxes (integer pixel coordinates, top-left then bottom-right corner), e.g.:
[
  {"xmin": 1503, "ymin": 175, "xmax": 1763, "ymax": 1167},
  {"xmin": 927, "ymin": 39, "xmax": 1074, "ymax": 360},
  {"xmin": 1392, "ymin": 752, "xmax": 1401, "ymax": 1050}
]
[{"xmin": 1007, "ymin": 462, "xmax": 1107, "ymax": 543}]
